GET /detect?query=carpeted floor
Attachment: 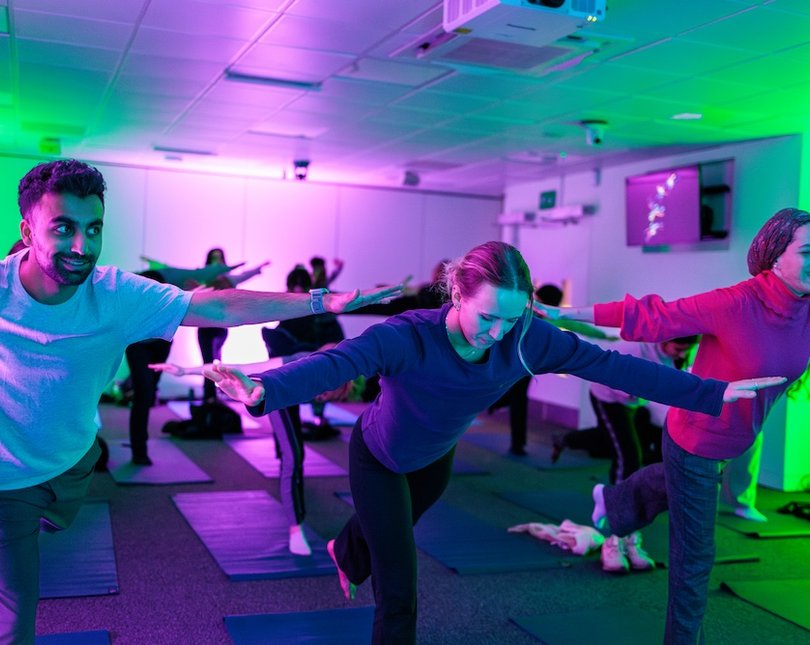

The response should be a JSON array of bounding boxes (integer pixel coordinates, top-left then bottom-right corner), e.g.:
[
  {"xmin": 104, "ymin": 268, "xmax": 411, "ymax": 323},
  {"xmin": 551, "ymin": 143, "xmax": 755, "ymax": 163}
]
[{"xmin": 35, "ymin": 402, "xmax": 810, "ymax": 644}]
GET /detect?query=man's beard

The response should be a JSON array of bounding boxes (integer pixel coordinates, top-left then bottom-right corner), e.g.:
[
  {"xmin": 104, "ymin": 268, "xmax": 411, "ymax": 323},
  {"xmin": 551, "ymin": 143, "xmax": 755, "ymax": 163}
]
[{"xmin": 43, "ymin": 252, "xmax": 96, "ymax": 286}]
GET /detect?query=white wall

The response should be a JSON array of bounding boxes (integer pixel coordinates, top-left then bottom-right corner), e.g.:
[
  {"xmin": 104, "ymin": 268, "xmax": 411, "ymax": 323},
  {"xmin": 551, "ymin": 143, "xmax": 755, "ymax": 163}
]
[
  {"xmin": 503, "ymin": 135, "xmax": 805, "ymax": 488},
  {"xmin": 504, "ymin": 135, "xmax": 800, "ymax": 416},
  {"xmin": 0, "ymin": 156, "xmax": 501, "ymax": 394}
]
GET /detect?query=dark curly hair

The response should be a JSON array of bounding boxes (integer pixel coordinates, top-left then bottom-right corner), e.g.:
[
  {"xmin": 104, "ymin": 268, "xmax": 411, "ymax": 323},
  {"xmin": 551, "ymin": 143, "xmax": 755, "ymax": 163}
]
[{"xmin": 18, "ymin": 159, "xmax": 106, "ymax": 220}]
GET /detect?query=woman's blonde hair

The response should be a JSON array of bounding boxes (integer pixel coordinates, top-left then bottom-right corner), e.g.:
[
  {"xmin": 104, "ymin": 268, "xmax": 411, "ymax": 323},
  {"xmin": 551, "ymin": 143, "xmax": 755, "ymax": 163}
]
[{"xmin": 441, "ymin": 241, "xmax": 535, "ymax": 374}]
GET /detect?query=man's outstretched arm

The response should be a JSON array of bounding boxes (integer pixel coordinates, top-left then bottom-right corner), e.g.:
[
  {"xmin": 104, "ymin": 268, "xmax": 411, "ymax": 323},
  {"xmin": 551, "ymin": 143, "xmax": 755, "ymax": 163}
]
[{"xmin": 181, "ymin": 283, "xmax": 404, "ymax": 327}]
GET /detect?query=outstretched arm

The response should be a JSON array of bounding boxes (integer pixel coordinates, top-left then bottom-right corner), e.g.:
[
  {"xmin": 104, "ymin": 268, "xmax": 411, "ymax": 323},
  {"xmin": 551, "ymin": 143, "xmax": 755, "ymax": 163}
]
[
  {"xmin": 534, "ymin": 301, "xmax": 596, "ymax": 323},
  {"xmin": 149, "ymin": 357, "xmax": 285, "ymax": 377},
  {"xmin": 228, "ymin": 260, "xmax": 271, "ymax": 286},
  {"xmin": 182, "ymin": 282, "xmax": 404, "ymax": 327},
  {"xmin": 724, "ymin": 376, "xmax": 786, "ymax": 402}
]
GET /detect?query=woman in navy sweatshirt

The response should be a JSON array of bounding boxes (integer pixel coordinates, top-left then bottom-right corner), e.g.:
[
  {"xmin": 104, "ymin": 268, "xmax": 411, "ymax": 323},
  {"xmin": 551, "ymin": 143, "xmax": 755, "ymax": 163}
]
[{"xmin": 207, "ymin": 241, "xmax": 781, "ymax": 645}]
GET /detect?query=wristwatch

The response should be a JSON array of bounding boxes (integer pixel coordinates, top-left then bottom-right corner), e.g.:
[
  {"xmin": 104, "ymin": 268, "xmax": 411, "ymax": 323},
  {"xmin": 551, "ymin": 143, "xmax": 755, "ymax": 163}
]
[{"xmin": 309, "ymin": 288, "xmax": 328, "ymax": 314}]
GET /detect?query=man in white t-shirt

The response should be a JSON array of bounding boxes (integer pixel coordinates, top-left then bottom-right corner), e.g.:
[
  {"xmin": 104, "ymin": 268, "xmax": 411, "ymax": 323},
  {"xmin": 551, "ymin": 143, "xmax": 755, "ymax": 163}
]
[{"xmin": 0, "ymin": 159, "xmax": 402, "ymax": 643}]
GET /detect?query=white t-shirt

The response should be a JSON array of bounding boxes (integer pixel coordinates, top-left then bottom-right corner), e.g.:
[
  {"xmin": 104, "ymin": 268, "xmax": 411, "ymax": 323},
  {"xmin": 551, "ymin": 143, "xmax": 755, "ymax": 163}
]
[{"xmin": 0, "ymin": 251, "xmax": 192, "ymax": 489}]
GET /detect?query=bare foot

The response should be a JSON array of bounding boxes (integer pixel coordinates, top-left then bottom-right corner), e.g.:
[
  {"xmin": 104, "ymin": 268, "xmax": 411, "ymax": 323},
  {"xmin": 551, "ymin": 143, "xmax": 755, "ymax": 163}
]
[
  {"xmin": 592, "ymin": 484, "xmax": 607, "ymax": 530},
  {"xmin": 327, "ymin": 539, "xmax": 356, "ymax": 600}
]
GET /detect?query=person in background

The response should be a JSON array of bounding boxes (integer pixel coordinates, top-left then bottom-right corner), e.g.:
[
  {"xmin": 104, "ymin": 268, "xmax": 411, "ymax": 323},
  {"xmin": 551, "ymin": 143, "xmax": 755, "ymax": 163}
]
[
  {"xmin": 205, "ymin": 241, "xmax": 777, "ymax": 645},
  {"xmin": 491, "ymin": 282, "xmax": 616, "ymax": 456},
  {"xmin": 197, "ymin": 248, "xmax": 269, "ymax": 402},
  {"xmin": 589, "ymin": 336, "xmax": 699, "ymax": 573},
  {"xmin": 308, "ymin": 256, "xmax": 346, "ymax": 346},
  {"xmin": 0, "ymin": 157, "xmax": 403, "ymax": 643},
  {"xmin": 536, "ymin": 207, "xmax": 809, "ymax": 644}
]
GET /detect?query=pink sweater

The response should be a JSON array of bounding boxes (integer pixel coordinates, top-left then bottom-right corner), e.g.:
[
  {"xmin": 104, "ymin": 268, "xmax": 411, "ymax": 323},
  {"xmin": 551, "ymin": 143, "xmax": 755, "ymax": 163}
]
[{"xmin": 594, "ymin": 270, "xmax": 810, "ymax": 459}]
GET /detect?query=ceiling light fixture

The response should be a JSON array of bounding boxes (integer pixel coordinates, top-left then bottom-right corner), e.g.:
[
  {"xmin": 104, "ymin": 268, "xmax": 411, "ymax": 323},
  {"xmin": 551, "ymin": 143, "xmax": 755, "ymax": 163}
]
[
  {"xmin": 153, "ymin": 145, "xmax": 217, "ymax": 156},
  {"xmin": 671, "ymin": 112, "xmax": 703, "ymax": 120},
  {"xmin": 225, "ymin": 70, "xmax": 322, "ymax": 92}
]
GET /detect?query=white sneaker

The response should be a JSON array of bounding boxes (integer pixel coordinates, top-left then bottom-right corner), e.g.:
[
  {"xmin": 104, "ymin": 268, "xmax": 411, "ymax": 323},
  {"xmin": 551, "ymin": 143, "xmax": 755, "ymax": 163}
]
[
  {"xmin": 601, "ymin": 535, "xmax": 629, "ymax": 573},
  {"xmin": 734, "ymin": 506, "xmax": 768, "ymax": 522},
  {"xmin": 622, "ymin": 532, "xmax": 655, "ymax": 570}
]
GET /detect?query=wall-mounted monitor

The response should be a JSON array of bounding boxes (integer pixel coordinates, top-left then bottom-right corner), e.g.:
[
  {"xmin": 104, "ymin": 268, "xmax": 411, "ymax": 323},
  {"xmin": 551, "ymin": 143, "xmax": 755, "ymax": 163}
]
[{"xmin": 626, "ymin": 159, "xmax": 733, "ymax": 252}]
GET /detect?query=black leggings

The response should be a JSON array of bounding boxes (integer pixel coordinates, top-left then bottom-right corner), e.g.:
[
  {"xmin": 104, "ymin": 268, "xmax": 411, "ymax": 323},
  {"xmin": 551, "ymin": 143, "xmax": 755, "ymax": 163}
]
[
  {"xmin": 125, "ymin": 339, "xmax": 172, "ymax": 457},
  {"xmin": 197, "ymin": 327, "xmax": 228, "ymax": 400},
  {"xmin": 268, "ymin": 407, "xmax": 306, "ymax": 525},
  {"xmin": 333, "ymin": 422, "xmax": 455, "ymax": 644}
]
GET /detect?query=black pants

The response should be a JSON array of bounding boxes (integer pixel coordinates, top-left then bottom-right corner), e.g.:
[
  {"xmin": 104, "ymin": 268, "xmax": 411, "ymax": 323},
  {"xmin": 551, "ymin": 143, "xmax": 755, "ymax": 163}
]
[
  {"xmin": 490, "ymin": 376, "xmax": 530, "ymax": 450},
  {"xmin": 125, "ymin": 339, "xmax": 172, "ymax": 458},
  {"xmin": 591, "ymin": 397, "xmax": 644, "ymax": 484},
  {"xmin": 333, "ymin": 423, "xmax": 455, "ymax": 644},
  {"xmin": 197, "ymin": 327, "xmax": 228, "ymax": 400},
  {"xmin": 269, "ymin": 406, "xmax": 306, "ymax": 525}
]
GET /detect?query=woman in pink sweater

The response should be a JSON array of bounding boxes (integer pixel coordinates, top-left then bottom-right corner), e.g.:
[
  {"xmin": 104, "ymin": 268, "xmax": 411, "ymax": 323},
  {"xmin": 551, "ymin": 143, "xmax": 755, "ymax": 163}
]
[{"xmin": 538, "ymin": 208, "xmax": 810, "ymax": 644}]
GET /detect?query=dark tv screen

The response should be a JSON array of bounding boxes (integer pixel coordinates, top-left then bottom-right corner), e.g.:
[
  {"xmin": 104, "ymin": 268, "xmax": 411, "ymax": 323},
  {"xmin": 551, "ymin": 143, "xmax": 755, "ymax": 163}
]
[{"xmin": 626, "ymin": 165, "xmax": 701, "ymax": 247}]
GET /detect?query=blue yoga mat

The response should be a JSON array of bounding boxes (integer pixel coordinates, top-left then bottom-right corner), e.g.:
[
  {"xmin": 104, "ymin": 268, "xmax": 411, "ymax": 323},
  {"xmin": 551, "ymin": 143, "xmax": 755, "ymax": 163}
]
[
  {"xmin": 513, "ymin": 608, "xmax": 663, "ymax": 645},
  {"xmin": 106, "ymin": 438, "xmax": 212, "ymax": 485},
  {"xmin": 451, "ymin": 457, "xmax": 489, "ymax": 475},
  {"xmin": 336, "ymin": 493, "xmax": 572, "ymax": 574},
  {"xmin": 224, "ymin": 436, "xmax": 347, "ymax": 477},
  {"xmin": 225, "ymin": 606, "xmax": 375, "ymax": 645},
  {"xmin": 172, "ymin": 490, "xmax": 335, "ymax": 580},
  {"xmin": 35, "ymin": 630, "xmax": 111, "ymax": 644},
  {"xmin": 39, "ymin": 501, "xmax": 119, "ymax": 598},
  {"xmin": 462, "ymin": 432, "xmax": 608, "ymax": 470}
]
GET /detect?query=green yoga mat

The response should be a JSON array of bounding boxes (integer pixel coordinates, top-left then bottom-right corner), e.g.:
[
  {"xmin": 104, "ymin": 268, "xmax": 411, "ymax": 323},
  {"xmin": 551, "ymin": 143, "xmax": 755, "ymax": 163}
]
[
  {"xmin": 721, "ymin": 579, "xmax": 810, "ymax": 631},
  {"xmin": 512, "ymin": 608, "xmax": 663, "ymax": 645}
]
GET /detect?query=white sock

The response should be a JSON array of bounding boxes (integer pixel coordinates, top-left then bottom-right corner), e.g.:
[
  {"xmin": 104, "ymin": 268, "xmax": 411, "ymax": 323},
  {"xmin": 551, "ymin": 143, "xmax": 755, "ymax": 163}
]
[
  {"xmin": 289, "ymin": 525, "xmax": 312, "ymax": 556},
  {"xmin": 592, "ymin": 484, "xmax": 607, "ymax": 530}
]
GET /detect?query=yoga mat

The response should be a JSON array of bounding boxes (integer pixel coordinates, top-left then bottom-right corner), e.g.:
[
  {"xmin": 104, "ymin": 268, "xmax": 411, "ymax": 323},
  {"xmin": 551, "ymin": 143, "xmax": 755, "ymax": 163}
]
[
  {"xmin": 498, "ymin": 489, "xmax": 758, "ymax": 568},
  {"xmin": 336, "ymin": 493, "xmax": 572, "ymax": 574},
  {"xmin": 461, "ymin": 433, "xmax": 608, "ymax": 470},
  {"xmin": 721, "ymin": 579, "xmax": 810, "ymax": 631},
  {"xmin": 717, "ymin": 509, "xmax": 810, "ymax": 538},
  {"xmin": 166, "ymin": 399, "xmax": 261, "ymax": 430},
  {"xmin": 172, "ymin": 490, "xmax": 335, "ymax": 580},
  {"xmin": 106, "ymin": 439, "xmax": 212, "ymax": 485},
  {"xmin": 451, "ymin": 457, "xmax": 489, "ymax": 476},
  {"xmin": 300, "ymin": 402, "xmax": 360, "ymax": 427},
  {"xmin": 512, "ymin": 608, "xmax": 663, "ymax": 645},
  {"xmin": 39, "ymin": 501, "xmax": 119, "ymax": 598},
  {"xmin": 36, "ymin": 631, "xmax": 111, "ymax": 644},
  {"xmin": 225, "ymin": 606, "xmax": 375, "ymax": 645},
  {"xmin": 223, "ymin": 436, "xmax": 347, "ymax": 477}
]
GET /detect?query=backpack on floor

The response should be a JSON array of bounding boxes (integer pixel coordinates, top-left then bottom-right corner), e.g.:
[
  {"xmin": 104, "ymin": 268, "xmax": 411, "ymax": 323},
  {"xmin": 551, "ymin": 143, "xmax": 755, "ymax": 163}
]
[{"xmin": 162, "ymin": 401, "xmax": 242, "ymax": 439}]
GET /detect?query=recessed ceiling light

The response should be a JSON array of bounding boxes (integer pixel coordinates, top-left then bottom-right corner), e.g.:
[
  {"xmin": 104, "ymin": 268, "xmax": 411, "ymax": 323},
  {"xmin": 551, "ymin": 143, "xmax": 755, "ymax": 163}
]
[{"xmin": 671, "ymin": 112, "xmax": 703, "ymax": 120}]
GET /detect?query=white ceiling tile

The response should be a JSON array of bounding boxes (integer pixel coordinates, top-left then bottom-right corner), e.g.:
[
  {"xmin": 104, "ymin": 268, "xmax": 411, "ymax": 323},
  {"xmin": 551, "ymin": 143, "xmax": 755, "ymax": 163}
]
[
  {"xmin": 12, "ymin": 0, "xmax": 148, "ymax": 23},
  {"xmin": 234, "ymin": 43, "xmax": 354, "ymax": 83},
  {"xmin": 16, "ymin": 39, "xmax": 121, "ymax": 72},
  {"xmin": 129, "ymin": 28, "xmax": 247, "ymax": 64},
  {"xmin": 259, "ymin": 13, "xmax": 388, "ymax": 55},
  {"xmin": 142, "ymin": 0, "xmax": 276, "ymax": 39},
  {"xmin": 14, "ymin": 10, "xmax": 133, "ymax": 49},
  {"xmin": 338, "ymin": 57, "xmax": 450, "ymax": 87}
]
